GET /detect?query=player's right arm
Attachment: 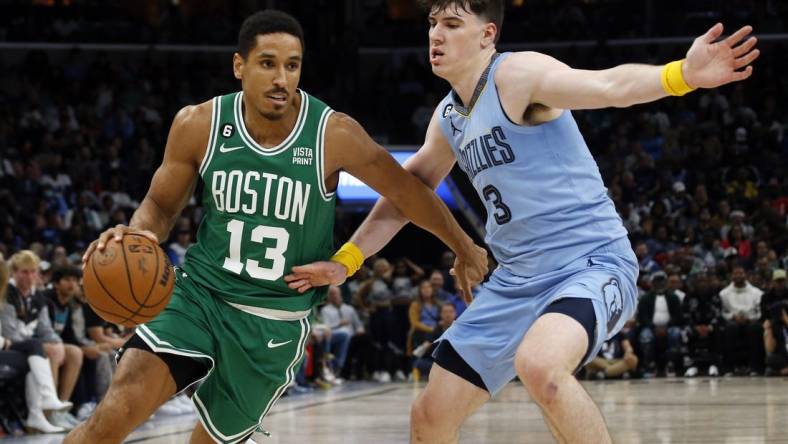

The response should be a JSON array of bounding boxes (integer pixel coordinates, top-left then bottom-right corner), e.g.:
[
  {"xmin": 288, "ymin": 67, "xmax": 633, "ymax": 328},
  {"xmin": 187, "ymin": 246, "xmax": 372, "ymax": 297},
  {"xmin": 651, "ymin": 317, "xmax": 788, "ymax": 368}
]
[
  {"xmin": 82, "ymin": 102, "xmax": 211, "ymax": 263},
  {"xmin": 349, "ymin": 108, "xmax": 457, "ymax": 256}
]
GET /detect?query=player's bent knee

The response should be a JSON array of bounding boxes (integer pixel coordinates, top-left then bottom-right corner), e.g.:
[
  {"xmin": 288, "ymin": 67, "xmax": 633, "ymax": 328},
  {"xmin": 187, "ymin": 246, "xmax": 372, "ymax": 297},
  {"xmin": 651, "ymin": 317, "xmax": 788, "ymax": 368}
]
[
  {"xmin": 516, "ymin": 358, "xmax": 568, "ymax": 405},
  {"xmin": 410, "ymin": 393, "xmax": 432, "ymax": 428},
  {"xmin": 411, "ymin": 394, "xmax": 458, "ymax": 442},
  {"xmin": 411, "ymin": 392, "xmax": 448, "ymax": 430}
]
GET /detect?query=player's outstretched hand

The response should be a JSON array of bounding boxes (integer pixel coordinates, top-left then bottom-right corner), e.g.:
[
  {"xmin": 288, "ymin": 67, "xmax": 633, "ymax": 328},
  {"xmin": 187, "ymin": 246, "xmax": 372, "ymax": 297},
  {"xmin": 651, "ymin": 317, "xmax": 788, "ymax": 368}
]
[
  {"xmin": 82, "ymin": 225, "xmax": 159, "ymax": 266},
  {"xmin": 684, "ymin": 23, "xmax": 760, "ymax": 89},
  {"xmin": 450, "ymin": 244, "xmax": 488, "ymax": 304},
  {"xmin": 285, "ymin": 261, "xmax": 348, "ymax": 294}
]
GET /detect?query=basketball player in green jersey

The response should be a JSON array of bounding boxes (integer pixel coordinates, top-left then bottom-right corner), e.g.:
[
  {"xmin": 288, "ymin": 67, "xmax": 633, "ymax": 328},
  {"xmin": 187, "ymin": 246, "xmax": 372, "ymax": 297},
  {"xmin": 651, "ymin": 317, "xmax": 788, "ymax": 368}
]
[{"xmin": 66, "ymin": 10, "xmax": 487, "ymax": 444}]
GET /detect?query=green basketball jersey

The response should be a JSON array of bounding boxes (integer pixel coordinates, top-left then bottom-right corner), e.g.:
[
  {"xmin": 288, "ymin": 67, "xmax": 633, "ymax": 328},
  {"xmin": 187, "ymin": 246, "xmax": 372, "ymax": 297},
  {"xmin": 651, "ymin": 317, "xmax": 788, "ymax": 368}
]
[{"xmin": 181, "ymin": 90, "xmax": 336, "ymax": 312}]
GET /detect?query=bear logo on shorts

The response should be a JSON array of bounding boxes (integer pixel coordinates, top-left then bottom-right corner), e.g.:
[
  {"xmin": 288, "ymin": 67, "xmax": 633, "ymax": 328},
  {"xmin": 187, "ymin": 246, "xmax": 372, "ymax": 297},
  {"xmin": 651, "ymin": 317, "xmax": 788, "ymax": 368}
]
[{"xmin": 602, "ymin": 278, "xmax": 623, "ymax": 332}]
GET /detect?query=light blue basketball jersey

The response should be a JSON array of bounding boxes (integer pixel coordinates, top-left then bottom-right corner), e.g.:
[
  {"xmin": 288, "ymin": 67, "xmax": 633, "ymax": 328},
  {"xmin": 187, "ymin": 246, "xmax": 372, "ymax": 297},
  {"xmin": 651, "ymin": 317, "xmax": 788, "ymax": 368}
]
[{"xmin": 436, "ymin": 52, "xmax": 629, "ymax": 277}]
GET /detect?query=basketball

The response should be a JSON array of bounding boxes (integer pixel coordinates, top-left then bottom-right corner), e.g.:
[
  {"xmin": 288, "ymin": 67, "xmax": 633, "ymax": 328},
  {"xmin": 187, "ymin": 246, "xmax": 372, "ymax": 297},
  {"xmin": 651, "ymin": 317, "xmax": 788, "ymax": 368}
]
[{"xmin": 83, "ymin": 234, "xmax": 174, "ymax": 327}]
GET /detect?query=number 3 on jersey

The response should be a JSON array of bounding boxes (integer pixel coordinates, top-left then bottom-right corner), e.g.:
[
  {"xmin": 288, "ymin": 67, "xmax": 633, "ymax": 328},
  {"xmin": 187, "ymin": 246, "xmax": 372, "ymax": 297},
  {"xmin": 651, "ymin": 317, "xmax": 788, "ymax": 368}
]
[
  {"xmin": 483, "ymin": 185, "xmax": 512, "ymax": 224},
  {"xmin": 222, "ymin": 219, "xmax": 289, "ymax": 280}
]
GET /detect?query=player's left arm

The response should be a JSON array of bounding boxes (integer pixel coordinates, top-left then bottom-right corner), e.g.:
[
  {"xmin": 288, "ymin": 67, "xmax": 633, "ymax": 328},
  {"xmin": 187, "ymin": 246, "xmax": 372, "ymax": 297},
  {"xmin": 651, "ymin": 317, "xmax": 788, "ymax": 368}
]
[
  {"xmin": 331, "ymin": 112, "xmax": 486, "ymax": 264},
  {"xmin": 304, "ymin": 113, "xmax": 487, "ymax": 297},
  {"xmin": 506, "ymin": 23, "xmax": 759, "ymax": 110}
]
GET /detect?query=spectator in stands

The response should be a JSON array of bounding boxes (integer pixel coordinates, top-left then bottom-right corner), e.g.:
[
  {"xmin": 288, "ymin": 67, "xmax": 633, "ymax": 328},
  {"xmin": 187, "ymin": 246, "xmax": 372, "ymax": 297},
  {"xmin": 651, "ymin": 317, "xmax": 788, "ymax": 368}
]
[
  {"xmin": 391, "ymin": 257, "xmax": 424, "ymax": 300},
  {"xmin": 695, "ymin": 230, "xmax": 726, "ymax": 268},
  {"xmin": 319, "ymin": 286, "xmax": 362, "ymax": 377},
  {"xmin": 650, "ymin": 225, "xmax": 677, "ymax": 258},
  {"xmin": 635, "ymin": 241, "xmax": 660, "ymax": 275},
  {"xmin": 166, "ymin": 228, "xmax": 193, "ymax": 267},
  {"xmin": 762, "ymin": 301, "xmax": 788, "ymax": 376},
  {"xmin": 321, "ymin": 285, "xmax": 369, "ymax": 380},
  {"xmin": 668, "ymin": 181, "xmax": 693, "ymax": 220},
  {"xmin": 682, "ymin": 273, "xmax": 723, "ymax": 377},
  {"xmin": 721, "ymin": 225, "xmax": 752, "ymax": 262},
  {"xmin": 43, "ymin": 266, "xmax": 117, "ymax": 420},
  {"xmin": 585, "ymin": 321, "xmax": 638, "ymax": 380},
  {"xmin": 63, "ymin": 192, "xmax": 102, "ymax": 233},
  {"xmin": 719, "ymin": 265, "xmax": 764, "ymax": 375},
  {"xmin": 0, "ymin": 254, "xmax": 71, "ymax": 433},
  {"xmin": 429, "ymin": 269, "xmax": 466, "ymax": 317},
  {"xmin": 721, "ymin": 210, "xmax": 754, "ymax": 241},
  {"xmin": 79, "ymin": 293, "xmax": 127, "ymax": 398},
  {"xmin": 408, "ymin": 280, "xmax": 439, "ymax": 354},
  {"xmin": 96, "ymin": 195, "xmax": 116, "ymax": 228},
  {"xmin": 1, "ymin": 251, "xmax": 82, "ymax": 428},
  {"xmin": 357, "ymin": 258, "xmax": 400, "ymax": 382},
  {"xmin": 667, "ymin": 273, "xmax": 686, "ymax": 303},
  {"xmin": 753, "ymin": 241, "xmax": 774, "ymax": 267},
  {"xmin": 637, "ymin": 271, "xmax": 683, "ymax": 377},
  {"xmin": 307, "ymin": 316, "xmax": 343, "ymax": 387},
  {"xmin": 760, "ymin": 269, "xmax": 787, "ymax": 320},
  {"xmin": 437, "ymin": 251, "xmax": 456, "ymax": 293},
  {"xmin": 412, "ymin": 303, "xmax": 457, "ymax": 379}
]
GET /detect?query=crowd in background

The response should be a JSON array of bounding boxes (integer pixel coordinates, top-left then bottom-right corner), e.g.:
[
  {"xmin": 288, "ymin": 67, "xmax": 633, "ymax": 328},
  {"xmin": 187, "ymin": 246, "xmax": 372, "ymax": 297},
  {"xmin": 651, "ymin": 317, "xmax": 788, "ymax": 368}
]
[
  {"xmin": 2, "ymin": 0, "xmax": 787, "ymax": 45},
  {"xmin": 0, "ymin": 0, "xmax": 787, "ymax": 437}
]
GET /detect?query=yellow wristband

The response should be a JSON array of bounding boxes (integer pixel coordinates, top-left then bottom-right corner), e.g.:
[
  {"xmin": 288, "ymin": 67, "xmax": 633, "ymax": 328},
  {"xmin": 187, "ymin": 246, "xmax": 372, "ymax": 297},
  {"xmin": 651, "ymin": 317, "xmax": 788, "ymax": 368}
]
[
  {"xmin": 330, "ymin": 242, "xmax": 364, "ymax": 277},
  {"xmin": 661, "ymin": 59, "xmax": 696, "ymax": 96}
]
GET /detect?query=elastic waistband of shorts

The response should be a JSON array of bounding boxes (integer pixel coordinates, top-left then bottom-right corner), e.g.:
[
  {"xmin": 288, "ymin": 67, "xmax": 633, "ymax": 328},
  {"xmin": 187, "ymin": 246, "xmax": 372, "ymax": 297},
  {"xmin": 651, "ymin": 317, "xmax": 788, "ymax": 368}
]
[{"xmin": 225, "ymin": 301, "xmax": 311, "ymax": 321}]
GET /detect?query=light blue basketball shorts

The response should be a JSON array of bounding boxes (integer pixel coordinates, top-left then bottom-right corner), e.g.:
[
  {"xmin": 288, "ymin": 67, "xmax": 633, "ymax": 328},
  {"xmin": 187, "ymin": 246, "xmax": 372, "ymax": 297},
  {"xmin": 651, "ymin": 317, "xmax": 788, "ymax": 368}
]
[{"xmin": 438, "ymin": 238, "xmax": 638, "ymax": 396}]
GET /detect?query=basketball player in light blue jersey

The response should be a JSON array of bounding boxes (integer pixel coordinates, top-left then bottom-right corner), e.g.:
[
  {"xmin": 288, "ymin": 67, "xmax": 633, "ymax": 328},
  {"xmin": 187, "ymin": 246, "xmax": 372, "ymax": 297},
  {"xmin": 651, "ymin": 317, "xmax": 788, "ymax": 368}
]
[{"xmin": 285, "ymin": 1, "xmax": 759, "ymax": 441}]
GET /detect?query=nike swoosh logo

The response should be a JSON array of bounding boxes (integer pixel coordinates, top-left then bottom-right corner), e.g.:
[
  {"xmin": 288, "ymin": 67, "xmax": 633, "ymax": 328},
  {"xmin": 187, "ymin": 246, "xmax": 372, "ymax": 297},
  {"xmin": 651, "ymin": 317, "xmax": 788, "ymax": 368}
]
[
  {"xmin": 219, "ymin": 143, "xmax": 244, "ymax": 153},
  {"xmin": 267, "ymin": 339, "xmax": 292, "ymax": 349}
]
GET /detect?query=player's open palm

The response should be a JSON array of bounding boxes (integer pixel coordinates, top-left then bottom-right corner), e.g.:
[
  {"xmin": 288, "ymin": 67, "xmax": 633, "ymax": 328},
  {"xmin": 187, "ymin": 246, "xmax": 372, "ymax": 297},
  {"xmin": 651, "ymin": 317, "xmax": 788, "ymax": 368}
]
[
  {"xmin": 451, "ymin": 244, "xmax": 488, "ymax": 303},
  {"xmin": 684, "ymin": 23, "xmax": 759, "ymax": 89},
  {"xmin": 285, "ymin": 261, "xmax": 348, "ymax": 293}
]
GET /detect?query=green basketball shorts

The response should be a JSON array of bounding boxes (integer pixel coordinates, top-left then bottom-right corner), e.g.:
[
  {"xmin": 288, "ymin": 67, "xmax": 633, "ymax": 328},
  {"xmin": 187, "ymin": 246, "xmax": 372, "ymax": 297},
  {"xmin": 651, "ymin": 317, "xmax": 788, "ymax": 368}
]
[{"xmin": 135, "ymin": 271, "xmax": 311, "ymax": 443}]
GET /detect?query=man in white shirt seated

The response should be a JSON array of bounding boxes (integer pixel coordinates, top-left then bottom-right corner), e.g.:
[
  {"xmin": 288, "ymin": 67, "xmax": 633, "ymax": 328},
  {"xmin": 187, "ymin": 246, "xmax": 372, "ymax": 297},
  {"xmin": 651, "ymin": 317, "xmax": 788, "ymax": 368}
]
[{"xmin": 719, "ymin": 265, "xmax": 764, "ymax": 375}]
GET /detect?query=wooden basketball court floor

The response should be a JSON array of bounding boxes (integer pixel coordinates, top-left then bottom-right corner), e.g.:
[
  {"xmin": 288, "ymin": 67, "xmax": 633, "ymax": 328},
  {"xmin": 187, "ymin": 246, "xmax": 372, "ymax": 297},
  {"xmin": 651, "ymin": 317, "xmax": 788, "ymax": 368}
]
[{"xmin": 7, "ymin": 377, "xmax": 787, "ymax": 443}]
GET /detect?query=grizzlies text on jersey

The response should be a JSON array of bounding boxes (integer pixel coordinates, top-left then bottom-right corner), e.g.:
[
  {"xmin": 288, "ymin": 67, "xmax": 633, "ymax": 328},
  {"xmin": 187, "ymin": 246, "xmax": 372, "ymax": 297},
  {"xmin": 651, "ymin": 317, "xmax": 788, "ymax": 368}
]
[{"xmin": 436, "ymin": 53, "xmax": 629, "ymax": 277}]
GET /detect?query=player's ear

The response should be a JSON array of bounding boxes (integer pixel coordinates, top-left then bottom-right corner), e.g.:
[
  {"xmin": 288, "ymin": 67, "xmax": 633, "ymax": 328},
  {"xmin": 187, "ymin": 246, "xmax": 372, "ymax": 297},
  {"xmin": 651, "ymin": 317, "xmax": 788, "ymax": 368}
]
[
  {"xmin": 481, "ymin": 22, "xmax": 497, "ymax": 48},
  {"xmin": 233, "ymin": 53, "xmax": 244, "ymax": 80}
]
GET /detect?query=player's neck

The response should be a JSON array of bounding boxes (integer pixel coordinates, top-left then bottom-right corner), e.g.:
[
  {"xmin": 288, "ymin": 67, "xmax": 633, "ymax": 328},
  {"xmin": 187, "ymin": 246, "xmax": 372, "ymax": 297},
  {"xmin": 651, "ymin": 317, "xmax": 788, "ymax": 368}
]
[
  {"xmin": 449, "ymin": 48, "xmax": 496, "ymax": 106},
  {"xmin": 241, "ymin": 93, "xmax": 301, "ymax": 148}
]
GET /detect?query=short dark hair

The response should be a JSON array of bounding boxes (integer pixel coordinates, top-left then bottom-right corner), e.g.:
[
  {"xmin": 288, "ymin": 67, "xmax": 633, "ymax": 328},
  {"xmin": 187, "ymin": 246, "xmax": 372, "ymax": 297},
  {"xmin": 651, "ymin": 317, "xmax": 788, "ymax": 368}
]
[
  {"xmin": 419, "ymin": 0, "xmax": 504, "ymax": 43},
  {"xmin": 238, "ymin": 10, "xmax": 305, "ymax": 58},
  {"xmin": 51, "ymin": 266, "xmax": 81, "ymax": 283}
]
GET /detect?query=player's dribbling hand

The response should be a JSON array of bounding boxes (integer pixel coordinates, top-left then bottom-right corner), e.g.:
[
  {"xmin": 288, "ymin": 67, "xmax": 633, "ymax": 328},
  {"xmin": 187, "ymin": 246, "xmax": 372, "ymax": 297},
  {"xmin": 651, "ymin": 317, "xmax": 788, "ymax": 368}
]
[
  {"xmin": 683, "ymin": 23, "xmax": 760, "ymax": 89},
  {"xmin": 82, "ymin": 224, "xmax": 159, "ymax": 266},
  {"xmin": 285, "ymin": 261, "xmax": 348, "ymax": 293},
  {"xmin": 450, "ymin": 244, "xmax": 488, "ymax": 304}
]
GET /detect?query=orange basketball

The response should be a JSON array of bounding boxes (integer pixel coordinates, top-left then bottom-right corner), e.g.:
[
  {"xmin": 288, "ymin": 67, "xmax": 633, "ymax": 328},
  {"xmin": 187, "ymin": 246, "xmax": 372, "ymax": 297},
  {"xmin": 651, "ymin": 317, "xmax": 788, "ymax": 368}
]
[{"xmin": 83, "ymin": 234, "xmax": 174, "ymax": 327}]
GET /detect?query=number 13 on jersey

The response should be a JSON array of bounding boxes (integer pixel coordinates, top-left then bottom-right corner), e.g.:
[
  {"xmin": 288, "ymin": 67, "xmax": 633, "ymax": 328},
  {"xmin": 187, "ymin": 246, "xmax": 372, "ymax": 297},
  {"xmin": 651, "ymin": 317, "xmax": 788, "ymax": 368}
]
[{"xmin": 222, "ymin": 219, "xmax": 290, "ymax": 281}]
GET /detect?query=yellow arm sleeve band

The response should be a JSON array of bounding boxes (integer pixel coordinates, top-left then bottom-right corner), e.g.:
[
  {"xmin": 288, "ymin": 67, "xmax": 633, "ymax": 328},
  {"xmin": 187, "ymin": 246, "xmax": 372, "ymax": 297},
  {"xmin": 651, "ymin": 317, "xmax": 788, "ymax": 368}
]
[
  {"xmin": 661, "ymin": 59, "xmax": 696, "ymax": 96},
  {"xmin": 330, "ymin": 242, "xmax": 365, "ymax": 277}
]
